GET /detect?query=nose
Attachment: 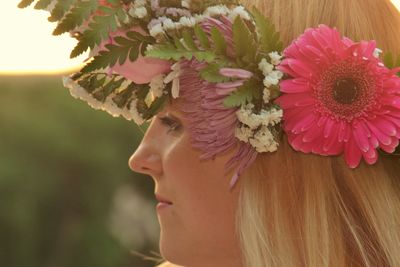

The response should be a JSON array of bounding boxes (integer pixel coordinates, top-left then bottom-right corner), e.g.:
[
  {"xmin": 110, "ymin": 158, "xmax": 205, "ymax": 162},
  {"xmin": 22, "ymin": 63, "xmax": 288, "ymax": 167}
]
[{"xmin": 128, "ymin": 138, "xmax": 163, "ymax": 177}]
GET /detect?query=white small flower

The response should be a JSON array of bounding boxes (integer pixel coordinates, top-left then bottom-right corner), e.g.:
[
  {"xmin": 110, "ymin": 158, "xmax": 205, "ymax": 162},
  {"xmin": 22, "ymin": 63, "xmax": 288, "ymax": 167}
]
[
  {"xmin": 234, "ymin": 125, "xmax": 253, "ymax": 143},
  {"xmin": 258, "ymin": 58, "xmax": 274, "ymax": 76},
  {"xmin": 193, "ymin": 14, "xmax": 206, "ymax": 23},
  {"xmin": 149, "ymin": 74, "xmax": 166, "ymax": 98},
  {"xmin": 129, "ymin": 6, "xmax": 148, "ymax": 18},
  {"xmin": 204, "ymin": 5, "xmax": 230, "ymax": 17},
  {"xmin": 146, "ymin": 44, "xmax": 155, "ymax": 52},
  {"xmin": 263, "ymin": 70, "xmax": 283, "ymax": 87},
  {"xmin": 134, "ymin": 0, "xmax": 147, "ymax": 7},
  {"xmin": 263, "ymin": 88, "xmax": 271, "ymax": 103},
  {"xmin": 249, "ymin": 126, "xmax": 278, "ymax": 152},
  {"xmin": 181, "ymin": 0, "xmax": 191, "ymax": 8},
  {"xmin": 149, "ymin": 23, "xmax": 164, "ymax": 37},
  {"xmin": 269, "ymin": 51, "xmax": 283, "ymax": 65},
  {"xmin": 129, "ymin": 99, "xmax": 145, "ymax": 125},
  {"xmin": 373, "ymin": 48, "xmax": 383, "ymax": 58},
  {"xmin": 162, "ymin": 18, "xmax": 176, "ymax": 31},
  {"xmin": 179, "ymin": 16, "xmax": 196, "ymax": 28},
  {"xmin": 228, "ymin": 6, "xmax": 251, "ymax": 21}
]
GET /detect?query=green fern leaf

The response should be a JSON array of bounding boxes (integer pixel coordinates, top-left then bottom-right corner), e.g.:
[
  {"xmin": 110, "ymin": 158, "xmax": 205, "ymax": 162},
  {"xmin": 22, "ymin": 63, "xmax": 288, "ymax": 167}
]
[
  {"xmin": 223, "ymin": 78, "xmax": 260, "ymax": 108},
  {"xmin": 34, "ymin": 0, "xmax": 52, "ymax": 9},
  {"xmin": 18, "ymin": 0, "xmax": 35, "ymax": 8},
  {"xmin": 194, "ymin": 24, "xmax": 210, "ymax": 49},
  {"xmin": 48, "ymin": 0, "xmax": 75, "ymax": 22},
  {"xmin": 210, "ymin": 26, "xmax": 227, "ymax": 56},
  {"xmin": 70, "ymin": 5, "xmax": 122, "ymax": 58},
  {"xmin": 182, "ymin": 29, "xmax": 198, "ymax": 50},
  {"xmin": 383, "ymin": 51, "xmax": 394, "ymax": 68},
  {"xmin": 252, "ymin": 7, "xmax": 283, "ymax": 53},
  {"xmin": 199, "ymin": 63, "xmax": 230, "ymax": 83},
  {"xmin": 53, "ymin": 0, "xmax": 98, "ymax": 35},
  {"xmin": 232, "ymin": 16, "xmax": 257, "ymax": 63}
]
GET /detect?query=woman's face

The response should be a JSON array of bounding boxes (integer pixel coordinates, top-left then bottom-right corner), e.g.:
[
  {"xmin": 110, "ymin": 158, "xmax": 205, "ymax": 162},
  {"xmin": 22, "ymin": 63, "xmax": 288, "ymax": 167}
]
[{"xmin": 128, "ymin": 101, "xmax": 243, "ymax": 267}]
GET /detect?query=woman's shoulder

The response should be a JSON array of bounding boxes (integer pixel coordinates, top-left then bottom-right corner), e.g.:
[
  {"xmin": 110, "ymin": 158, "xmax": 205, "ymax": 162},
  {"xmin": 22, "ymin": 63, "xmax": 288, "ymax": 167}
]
[{"xmin": 155, "ymin": 261, "xmax": 183, "ymax": 267}]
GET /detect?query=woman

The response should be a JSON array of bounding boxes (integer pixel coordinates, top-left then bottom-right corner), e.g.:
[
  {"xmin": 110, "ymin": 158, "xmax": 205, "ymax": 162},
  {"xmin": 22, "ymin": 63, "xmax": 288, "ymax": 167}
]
[
  {"xmin": 129, "ymin": 0, "xmax": 400, "ymax": 266},
  {"xmin": 21, "ymin": 0, "xmax": 400, "ymax": 266}
]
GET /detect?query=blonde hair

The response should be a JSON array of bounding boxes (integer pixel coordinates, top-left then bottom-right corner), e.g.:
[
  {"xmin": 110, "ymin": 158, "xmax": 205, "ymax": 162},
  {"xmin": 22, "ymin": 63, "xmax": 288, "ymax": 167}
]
[{"xmin": 237, "ymin": 1, "xmax": 400, "ymax": 266}]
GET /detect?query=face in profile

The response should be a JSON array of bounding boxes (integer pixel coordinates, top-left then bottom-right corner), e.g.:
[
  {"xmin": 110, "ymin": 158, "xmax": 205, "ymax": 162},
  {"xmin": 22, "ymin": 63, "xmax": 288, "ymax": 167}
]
[{"xmin": 128, "ymin": 101, "xmax": 243, "ymax": 266}]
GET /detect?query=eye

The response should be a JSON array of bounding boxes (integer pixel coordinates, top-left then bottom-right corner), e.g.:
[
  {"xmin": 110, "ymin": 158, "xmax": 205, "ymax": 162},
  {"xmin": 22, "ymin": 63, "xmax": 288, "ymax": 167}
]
[{"xmin": 158, "ymin": 116, "xmax": 182, "ymax": 134}]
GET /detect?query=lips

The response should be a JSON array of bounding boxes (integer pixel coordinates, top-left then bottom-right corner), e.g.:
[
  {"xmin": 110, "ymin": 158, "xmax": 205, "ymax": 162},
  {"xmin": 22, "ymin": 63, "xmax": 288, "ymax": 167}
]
[{"xmin": 155, "ymin": 194, "xmax": 173, "ymax": 204}]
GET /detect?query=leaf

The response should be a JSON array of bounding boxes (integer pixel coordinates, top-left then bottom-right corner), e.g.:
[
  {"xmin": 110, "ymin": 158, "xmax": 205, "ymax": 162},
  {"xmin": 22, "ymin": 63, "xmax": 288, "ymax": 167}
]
[
  {"xmin": 34, "ymin": 0, "xmax": 53, "ymax": 10},
  {"xmin": 48, "ymin": 0, "xmax": 75, "ymax": 22},
  {"xmin": 223, "ymin": 78, "xmax": 260, "ymax": 108},
  {"xmin": 146, "ymin": 44, "xmax": 215, "ymax": 62},
  {"xmin": 126, "ymin": 31, "xmax": 155, "ymax": 43},
  {"xmin": 194, "ymin": 24, "xmax": 210, "ymax": 49},
  {"xmin": 252, "ymin": 7, "xmax": 283, "ymax": 53},
  {"xmin": 80, "ymin": 37, "xmax": 142, "ymax": 73},
  {"xmin": 18, "ymin": 0, "xmax": 35, "ymax": 8},
  {"xmin": 232, "ymin": 16, "xmax": 257, "ymax": 63},
  {"xmin": 199, "ymin": 63, "xmax": 230, "ymax": 83},
  {"xmin": 182, "ymin": 29, "xmax": 197, "ymax": 50},
  {"xmin": 384, "ymin": 51, "xmax": 394, "ymax": 68},
  {"xmin": 210, "ymin": 26, "xmax": 227, "ymax": 56},
  {"xmin": 53, "ymin": 0, "xmax": 98, "ymax": 35},
  {"xmin": 70, "ymin": 5, "xmax": 122, "ymax": 58}
]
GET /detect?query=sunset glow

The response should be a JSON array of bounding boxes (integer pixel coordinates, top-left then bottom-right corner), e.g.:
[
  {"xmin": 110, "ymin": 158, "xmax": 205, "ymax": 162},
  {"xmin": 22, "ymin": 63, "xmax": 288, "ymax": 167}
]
[{"xmin": 0, "ymin": 1, "xmax": 400, "ymax": 75}]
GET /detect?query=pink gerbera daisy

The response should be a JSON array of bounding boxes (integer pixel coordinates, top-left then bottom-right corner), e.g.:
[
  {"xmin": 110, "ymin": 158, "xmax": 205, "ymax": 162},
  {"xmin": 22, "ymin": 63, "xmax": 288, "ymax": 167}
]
[{"xmin": 275, "ymin": 24, "xmax": 400, "ymax": 168}]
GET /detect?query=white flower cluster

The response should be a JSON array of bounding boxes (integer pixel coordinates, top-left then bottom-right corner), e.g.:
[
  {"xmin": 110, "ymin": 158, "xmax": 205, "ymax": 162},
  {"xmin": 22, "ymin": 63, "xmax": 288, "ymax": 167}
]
[
  {"xmin": 148, "ymin": 4, "xmax": 251, "ymax": 38},
  {"xmin": 63, "ymin": 76, "xmax": 145, "ymax": 125},
  {"xmin": 129, "ymin": 0, "xmax": 148, "ymax": 19},
  {"xmin": 258, "ymin": 51, "xmax": 284, "ymax": 103},
  {"xmin": 149, "ymin": 15, "xmax": 202, "ymax": 37},
  {"xmin": 203, "ymin": 5, "xmax": 251, "ymax": 21},
  {"xmin": 234, "ymin": 103, "xmax": 283, "ymax": 153}
]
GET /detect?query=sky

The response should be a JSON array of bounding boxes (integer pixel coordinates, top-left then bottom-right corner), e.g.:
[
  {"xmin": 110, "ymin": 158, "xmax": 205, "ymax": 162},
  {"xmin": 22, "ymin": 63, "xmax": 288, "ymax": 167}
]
[{"xmin": 0, "ymin": 1, "xmax": 400, "ymax": 75}]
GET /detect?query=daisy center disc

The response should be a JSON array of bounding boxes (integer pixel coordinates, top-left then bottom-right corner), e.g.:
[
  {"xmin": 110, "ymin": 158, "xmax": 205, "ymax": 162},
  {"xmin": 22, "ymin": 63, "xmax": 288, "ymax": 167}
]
[{"xmin": 316, "ymin": 59, "xmax": 378, "ymax": 121}]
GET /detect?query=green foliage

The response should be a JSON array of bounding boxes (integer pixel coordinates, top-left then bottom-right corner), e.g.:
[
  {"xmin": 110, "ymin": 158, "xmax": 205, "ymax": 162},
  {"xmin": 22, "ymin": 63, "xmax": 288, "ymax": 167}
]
[
  {"xmin": 210, "ymin": 26, "xmax": 227, "ymax": 56},
  {"xmin": 199, "ymin": 63, "xmax": 231, "ymax": 82},
  {"xmin": 383, "ymin": 52, "xmax": 400, "ymax": 77},
  {"xmin": 48, "ymin": 0, "xmax": 75, "ymax": 22},
  {"xmin": 252, "ymin": 7, "xmax": 283, "ymax": 55},
  {"xmin": 53, "ymin": 0, "xmax": 98, "ymax": 35},
  {"xmin": 34, "ymin": 0, "xmax": 53, "ymax": 10},
  {"xmin": 70, "ymin": 4, "xmax": 123, "ymax": 58},
  {"xmin": 146, "ymin": 26, "xmax": 217, "ymax": 62},
  {"xmin": 17, "ymin": 0, "xmax": 35, "ymax": 8},
  {"xmin": 0, "ymin": 75, "xmax": 158, "ymax": 267},
  {"xmin": 223, "ymin": 78, "xmax": 261, "ymax": 108},
  {"xmin": 232, "ymin": 16, "xmax": 257, "ymax": 63},
  {"xmin": 81, "ymin": 31, "xmax": 154, "ymax": 73},
  {"xmin": 194, "ymin": 24, "xmax": 210, "ymax": 49}
]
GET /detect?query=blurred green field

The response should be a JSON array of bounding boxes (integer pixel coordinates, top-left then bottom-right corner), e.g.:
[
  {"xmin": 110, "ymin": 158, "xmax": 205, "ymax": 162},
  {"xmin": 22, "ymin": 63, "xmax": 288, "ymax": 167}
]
[{"xmin": 0, "ymin": 75, "xmax": 160, "ymax": 267}]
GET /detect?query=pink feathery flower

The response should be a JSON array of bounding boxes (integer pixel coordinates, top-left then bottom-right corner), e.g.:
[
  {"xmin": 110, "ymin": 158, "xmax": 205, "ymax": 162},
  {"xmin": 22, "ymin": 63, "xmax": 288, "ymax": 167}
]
[{"xmin": 275, "ymin": 24, "xmax": 400, "ymax": 168}]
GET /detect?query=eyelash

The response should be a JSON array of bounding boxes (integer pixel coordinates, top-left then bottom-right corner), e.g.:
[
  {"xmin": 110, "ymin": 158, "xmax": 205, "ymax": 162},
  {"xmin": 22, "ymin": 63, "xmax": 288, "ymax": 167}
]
[{"xmin": 159, "ymin": 116, "xmax": 182, "ymax": 133}]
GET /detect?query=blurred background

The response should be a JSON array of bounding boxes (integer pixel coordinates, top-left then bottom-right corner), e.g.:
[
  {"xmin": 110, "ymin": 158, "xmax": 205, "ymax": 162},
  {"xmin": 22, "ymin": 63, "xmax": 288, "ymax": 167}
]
[
  {"xmin": 0, "ymin": 2, "xmax": 161, "ymax": 267},
  {"xmin": 1, "ymin": 1, "xmax": 400, "ymax": 267}
]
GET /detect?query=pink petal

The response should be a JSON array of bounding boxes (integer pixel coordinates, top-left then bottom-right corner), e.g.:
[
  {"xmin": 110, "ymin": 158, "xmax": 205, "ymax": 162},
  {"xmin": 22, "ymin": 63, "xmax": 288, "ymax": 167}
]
[
  {"xmin": 274, "ymin": 92, "xmax": 314, "ymax": 109},
  {"xmin": 353, "ymin": 123, "xmax": 371, "ymax": 152},
  {"xmin": 344, "ymin": 136, "xmax": 363, "ymax": 168},
  {"xmin": 302, "ymin": 122, "xmax": 324, "ymax": 142},
  {"xmin": 286, "ymin": 58, "xmax": 315, "ymax": 78},
  {"xmin": 290, "ymin": 113, "xmax": 317, "ymax": 134},
  {"xmin": 219, "ymin": 68, "xmax": 253, "ymax": 79},
  {"xmin": 279, "ymin": 78, "xmax": 311, "ymax": 93},
  {"xmin": 365, "ymin": 121, "xmax": 393, "ymax": 145}
]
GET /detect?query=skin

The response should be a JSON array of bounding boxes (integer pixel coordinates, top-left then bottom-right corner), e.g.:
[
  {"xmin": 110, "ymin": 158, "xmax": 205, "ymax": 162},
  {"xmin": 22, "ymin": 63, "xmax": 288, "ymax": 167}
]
[{"xmin": 128, "ymin": 101, "xmax": 244, "ymax": 267}]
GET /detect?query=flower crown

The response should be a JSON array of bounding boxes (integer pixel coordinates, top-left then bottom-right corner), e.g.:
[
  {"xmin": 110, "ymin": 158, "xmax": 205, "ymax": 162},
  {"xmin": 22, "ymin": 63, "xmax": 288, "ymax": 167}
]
[{"xmin": 19, "ymin": 0, "xmax": 400, "ymax": 188}]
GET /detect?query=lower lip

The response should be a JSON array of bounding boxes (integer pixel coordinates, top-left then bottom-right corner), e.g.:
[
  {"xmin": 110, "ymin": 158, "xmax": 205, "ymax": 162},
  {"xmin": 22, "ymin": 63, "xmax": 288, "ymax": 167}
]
[{"xmin": 156, "ymin": 202, "xmax": 173, "ymax": 211}]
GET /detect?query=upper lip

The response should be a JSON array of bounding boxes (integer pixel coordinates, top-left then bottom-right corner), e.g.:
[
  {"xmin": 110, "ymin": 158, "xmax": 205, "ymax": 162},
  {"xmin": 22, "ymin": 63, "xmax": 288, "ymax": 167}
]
[{"xmin": 155, "ymin": 194, "xmax": 173, "ymax": 204}]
